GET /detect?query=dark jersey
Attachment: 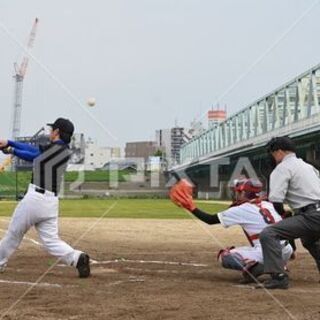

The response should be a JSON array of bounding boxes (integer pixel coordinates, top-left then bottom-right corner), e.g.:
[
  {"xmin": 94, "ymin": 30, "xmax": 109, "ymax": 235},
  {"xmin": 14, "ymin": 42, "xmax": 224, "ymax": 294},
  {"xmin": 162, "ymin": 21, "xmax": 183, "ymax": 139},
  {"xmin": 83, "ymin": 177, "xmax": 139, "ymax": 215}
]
[
  {"xmin": 33, "ymin": 143, "xmax": 71, "ymax": 195},
  {"xmin": 8, "ymin": 139, "xmax": 71, "ymax": 195}
]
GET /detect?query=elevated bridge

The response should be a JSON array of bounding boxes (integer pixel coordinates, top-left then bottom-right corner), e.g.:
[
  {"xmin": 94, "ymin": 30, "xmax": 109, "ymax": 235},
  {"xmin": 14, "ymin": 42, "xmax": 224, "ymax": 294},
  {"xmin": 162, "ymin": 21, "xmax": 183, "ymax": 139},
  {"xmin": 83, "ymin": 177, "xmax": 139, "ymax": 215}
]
[{"xmin": 175, "ymin": 64, "xmax": 320, "ymax": 198}]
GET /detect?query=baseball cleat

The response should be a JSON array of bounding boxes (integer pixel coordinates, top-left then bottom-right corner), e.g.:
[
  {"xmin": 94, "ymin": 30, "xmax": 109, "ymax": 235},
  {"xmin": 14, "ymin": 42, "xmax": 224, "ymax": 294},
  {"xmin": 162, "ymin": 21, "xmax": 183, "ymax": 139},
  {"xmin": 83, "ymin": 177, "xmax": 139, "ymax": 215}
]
[
  {"xmin": 255, "ymin": 273, "xmax": 289, "ymax": 289},
  {"xmin": 76, "ymin": 253, "xmax": 91, "ymax": 278}
]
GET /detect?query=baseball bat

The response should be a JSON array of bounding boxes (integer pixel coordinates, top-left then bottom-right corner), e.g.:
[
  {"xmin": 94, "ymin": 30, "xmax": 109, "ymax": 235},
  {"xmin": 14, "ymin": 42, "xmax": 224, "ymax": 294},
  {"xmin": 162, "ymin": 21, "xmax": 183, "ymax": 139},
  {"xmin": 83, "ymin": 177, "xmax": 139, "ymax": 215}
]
[{"xmin": 0, "ymin": 156, "xmax": 13, "ymax": 173}]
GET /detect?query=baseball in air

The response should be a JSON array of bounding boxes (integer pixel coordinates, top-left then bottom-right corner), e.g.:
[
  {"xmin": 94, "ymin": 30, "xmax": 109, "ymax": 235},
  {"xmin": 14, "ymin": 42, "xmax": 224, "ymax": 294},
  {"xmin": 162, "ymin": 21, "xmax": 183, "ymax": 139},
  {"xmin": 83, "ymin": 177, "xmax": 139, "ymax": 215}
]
[{"xmin": 87, "ymin": 97, "xmax": 96, "ymax": 107}]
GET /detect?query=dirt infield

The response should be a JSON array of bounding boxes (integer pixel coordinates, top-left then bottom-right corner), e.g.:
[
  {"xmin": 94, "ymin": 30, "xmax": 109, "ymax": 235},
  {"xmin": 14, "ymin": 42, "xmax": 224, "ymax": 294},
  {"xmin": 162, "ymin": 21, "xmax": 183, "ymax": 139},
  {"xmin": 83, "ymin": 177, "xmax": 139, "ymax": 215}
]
[{"xmin": 0, "ymin": 217, "xmax": 319, "ymax": 320}]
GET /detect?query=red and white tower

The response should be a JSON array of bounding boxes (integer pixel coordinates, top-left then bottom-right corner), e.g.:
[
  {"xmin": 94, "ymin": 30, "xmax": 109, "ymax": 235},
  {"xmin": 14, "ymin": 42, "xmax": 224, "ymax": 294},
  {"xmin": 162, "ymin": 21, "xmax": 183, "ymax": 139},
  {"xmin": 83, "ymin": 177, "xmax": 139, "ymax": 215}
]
[{"xmin": 208, "ymin": 105, "xmax": 227, "ymax": 128}]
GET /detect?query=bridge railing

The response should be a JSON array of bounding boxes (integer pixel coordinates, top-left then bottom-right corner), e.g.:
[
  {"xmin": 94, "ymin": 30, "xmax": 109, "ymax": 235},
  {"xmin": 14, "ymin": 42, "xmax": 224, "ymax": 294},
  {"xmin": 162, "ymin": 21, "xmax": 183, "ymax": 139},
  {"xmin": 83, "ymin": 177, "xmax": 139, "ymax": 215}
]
[{"xmin": 180, "ymin": 64, "xmax": 320, "ymax": 164}]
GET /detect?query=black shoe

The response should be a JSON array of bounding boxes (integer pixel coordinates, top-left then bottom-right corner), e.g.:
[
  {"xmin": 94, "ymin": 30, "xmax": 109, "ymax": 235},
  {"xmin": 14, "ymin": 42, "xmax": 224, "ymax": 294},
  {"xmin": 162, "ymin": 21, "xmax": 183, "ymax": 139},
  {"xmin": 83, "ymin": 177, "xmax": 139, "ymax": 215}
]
[
  {"xmin": 256, "ymin": 273, "xmax": 289, "ymax": 290},
  {"xmin": 76, "ymin": 253, "xmax": 91, "ymax": 278}
]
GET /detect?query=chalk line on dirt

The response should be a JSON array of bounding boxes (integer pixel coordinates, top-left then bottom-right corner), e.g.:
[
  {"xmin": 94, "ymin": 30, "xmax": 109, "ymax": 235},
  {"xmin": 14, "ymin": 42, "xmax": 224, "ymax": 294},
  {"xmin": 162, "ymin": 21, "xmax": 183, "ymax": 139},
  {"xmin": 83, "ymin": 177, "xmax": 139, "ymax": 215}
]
[
  {"xmin": 90, "ymin": 258, "xmax": 208, "ymax": 267},
  {"xmin": 0, "ymin": 279, "xmax": 61, "ymax": 288},
  {"xmin": 57, "ymin": 258, "xmax": 208, "ymax": 268},
  {"xmin": 123, "ymin": 266, "xmax": 180, "ymax": 274}
]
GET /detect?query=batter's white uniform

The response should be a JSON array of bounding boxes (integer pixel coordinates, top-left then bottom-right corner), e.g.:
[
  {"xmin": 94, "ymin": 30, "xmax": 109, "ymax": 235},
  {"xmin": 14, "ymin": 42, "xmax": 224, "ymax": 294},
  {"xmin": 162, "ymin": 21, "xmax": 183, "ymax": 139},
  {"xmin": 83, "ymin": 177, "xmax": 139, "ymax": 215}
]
[
  {"xmin": 217, "ymin": 201, "xmax": 293, "ymax": 264},
  {"xmin": 0, "ymin": 184, "xmax": 82, "ymax": 269},
  {"xmin": 0, "ymin": 126, "xmax": 89, "ymax": 277}
]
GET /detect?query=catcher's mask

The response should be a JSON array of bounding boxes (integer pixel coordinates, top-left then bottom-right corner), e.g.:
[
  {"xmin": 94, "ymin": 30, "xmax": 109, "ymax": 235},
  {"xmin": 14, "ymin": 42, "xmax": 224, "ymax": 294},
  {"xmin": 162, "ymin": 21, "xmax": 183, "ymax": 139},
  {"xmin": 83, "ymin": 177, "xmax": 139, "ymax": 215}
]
[{"xmin": 230, "ymin": 178, "xmax": 263, "ymax": 202}]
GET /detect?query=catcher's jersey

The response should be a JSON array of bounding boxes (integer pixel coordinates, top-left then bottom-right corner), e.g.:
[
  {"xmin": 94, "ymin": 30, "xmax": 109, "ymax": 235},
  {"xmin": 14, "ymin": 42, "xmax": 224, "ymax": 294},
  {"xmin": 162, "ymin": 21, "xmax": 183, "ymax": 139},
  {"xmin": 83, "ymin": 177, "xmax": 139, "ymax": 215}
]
[{"xmin": 217, "ymin": 201, "xmax": 281, "ymax": 246}]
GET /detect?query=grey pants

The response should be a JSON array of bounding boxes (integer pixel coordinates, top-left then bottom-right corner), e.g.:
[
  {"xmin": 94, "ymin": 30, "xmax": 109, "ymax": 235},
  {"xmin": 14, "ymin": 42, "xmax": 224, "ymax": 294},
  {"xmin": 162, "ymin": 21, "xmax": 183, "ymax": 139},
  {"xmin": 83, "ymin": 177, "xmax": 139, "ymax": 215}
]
[
  {"xmin": 221, "ymin": 253, "xmax": 265, "ymax": 278},
  {"xmin": 220, "ymin": 252, "xmax": 246, "ymax": 271},
  {"xmin": 260, "ymin": 207, "xmax": 320, "ymax": 274}
]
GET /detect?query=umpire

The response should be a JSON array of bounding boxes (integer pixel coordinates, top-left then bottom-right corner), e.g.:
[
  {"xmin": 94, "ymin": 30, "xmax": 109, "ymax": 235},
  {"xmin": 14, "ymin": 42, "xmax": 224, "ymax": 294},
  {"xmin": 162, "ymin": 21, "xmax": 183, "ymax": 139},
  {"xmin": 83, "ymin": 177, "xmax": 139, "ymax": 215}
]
[{"xmin": 259, "ymin": 136, "xmax": 320, "ymax": 289}]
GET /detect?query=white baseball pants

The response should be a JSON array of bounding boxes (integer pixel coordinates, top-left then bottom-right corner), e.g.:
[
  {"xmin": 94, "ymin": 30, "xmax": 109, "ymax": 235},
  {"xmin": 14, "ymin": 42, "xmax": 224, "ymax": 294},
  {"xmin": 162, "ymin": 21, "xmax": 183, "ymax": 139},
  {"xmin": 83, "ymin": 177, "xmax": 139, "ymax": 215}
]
[{"xmin": 0, "ymin": 184, "xmax": 82, "ymax": 268}]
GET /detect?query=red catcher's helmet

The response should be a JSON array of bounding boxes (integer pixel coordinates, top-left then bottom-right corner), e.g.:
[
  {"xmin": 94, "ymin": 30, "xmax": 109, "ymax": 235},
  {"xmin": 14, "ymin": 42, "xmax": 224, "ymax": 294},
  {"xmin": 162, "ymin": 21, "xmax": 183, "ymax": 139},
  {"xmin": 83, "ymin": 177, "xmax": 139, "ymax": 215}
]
[{"xmin": 232, "ymin": 178, "xmax": 263, "ymax": 194}]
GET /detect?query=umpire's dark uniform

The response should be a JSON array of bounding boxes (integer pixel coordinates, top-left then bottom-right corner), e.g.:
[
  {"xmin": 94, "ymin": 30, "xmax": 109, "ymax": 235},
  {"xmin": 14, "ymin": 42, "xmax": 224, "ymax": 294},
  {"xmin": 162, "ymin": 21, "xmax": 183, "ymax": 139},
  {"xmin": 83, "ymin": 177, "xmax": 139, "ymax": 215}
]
[{"xmin": 259, "ymin": 137, "xmax": 320, "ymax": 289}]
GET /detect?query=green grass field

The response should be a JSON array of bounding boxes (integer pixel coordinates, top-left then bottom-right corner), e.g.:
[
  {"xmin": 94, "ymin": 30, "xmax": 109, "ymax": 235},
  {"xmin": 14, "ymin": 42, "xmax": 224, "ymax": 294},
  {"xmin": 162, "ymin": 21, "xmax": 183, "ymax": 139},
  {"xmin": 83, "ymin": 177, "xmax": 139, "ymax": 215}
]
[
  {"xmin": 0, "ymin": 170, "xmax": 132, "ymax": 197},
  {"xmin": 0, "ymin": 199, "xmax": 229, "ymax": 219},
  {"xmin": 64, "ymin": 170, "xmax": 131, "ymax": 182}
]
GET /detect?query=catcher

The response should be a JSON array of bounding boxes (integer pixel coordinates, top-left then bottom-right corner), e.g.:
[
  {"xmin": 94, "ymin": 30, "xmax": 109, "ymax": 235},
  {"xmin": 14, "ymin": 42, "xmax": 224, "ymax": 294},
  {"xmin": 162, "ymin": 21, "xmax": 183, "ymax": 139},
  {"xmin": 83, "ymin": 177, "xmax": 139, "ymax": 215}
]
[{"xmin": 170, "ymin": 178, "xmax": 293, "ymax": 284}]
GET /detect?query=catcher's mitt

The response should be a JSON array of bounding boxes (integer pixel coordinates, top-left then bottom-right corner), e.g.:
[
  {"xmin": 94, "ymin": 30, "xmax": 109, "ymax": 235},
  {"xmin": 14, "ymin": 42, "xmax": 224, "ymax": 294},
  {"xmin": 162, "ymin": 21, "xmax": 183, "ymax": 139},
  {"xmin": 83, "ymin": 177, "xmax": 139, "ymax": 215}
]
[{"xmin": 169, "ymin": 179, "xmax": 196, "ymax": 212}]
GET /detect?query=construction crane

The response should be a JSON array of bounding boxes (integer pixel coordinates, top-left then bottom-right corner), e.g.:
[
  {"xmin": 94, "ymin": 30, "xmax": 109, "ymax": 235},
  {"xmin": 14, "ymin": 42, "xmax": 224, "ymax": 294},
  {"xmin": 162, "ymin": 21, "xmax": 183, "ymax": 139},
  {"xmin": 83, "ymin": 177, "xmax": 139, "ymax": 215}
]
[{"xmin": 11, "ymin": 17, "xmax": 39, "ymax": 141}]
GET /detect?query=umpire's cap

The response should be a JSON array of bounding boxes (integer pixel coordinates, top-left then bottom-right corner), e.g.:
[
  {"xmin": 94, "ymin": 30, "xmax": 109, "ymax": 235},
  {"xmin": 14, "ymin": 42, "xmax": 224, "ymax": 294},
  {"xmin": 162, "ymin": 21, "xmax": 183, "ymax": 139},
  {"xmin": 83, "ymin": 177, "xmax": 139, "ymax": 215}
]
[
  {"xmin": 47, "ymin": 118, "xmax": 75, "ymax": 144},
  {"xmin": 266, "ymin": 136, "xmax": 296, "ymax": 153}
]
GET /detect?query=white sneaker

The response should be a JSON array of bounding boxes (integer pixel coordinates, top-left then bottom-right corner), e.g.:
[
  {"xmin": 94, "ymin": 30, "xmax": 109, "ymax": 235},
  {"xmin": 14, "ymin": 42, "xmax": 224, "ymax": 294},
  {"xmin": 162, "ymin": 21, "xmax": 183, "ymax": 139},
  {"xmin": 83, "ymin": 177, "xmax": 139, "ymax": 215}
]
[{"xmin": 0, "ymin": 264, "xmax": 7, "ymax": 273}]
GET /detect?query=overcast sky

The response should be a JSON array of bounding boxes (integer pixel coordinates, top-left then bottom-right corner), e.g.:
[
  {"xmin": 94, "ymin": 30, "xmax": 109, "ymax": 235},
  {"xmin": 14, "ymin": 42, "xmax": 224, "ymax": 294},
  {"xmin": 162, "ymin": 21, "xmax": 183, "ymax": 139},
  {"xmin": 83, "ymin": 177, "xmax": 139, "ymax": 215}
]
[{"xmin": 0, "ymin": 0, "xmax": 320, "ymax": 149}]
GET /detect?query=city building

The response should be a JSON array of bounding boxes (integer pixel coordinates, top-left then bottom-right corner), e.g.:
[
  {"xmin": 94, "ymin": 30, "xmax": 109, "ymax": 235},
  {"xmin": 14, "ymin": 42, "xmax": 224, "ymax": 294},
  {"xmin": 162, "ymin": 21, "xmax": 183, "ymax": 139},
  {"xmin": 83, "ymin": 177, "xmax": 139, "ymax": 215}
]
[
  {"xmin": 208, "ymin": 107, "xmax": 227, "ymax": 128},
  {"xmin": 156, "ymin": 127, "xmax": 190, "ymax": 167},
  {"xmin": 84, "ymin": 139, "xmax": 121, "ymax": 170},
  {"xmin": 69, "ymin": 133, "xmax": 86, "ymax": 165},
  {"xmin": 125, "ymin": 141, "xmax": 158, "ymax": 161},
  {"xmin": 188, "ymin": 119, "xmax": 206, "ymax": 138}
]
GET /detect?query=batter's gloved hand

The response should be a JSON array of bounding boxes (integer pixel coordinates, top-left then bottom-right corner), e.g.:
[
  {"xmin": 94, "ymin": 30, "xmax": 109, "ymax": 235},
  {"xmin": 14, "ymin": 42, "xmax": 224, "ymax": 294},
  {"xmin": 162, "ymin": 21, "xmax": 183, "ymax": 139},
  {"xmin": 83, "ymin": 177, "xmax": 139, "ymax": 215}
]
[
  {"xmin": 0, "ymin": 139, "xmax": 8, "ymax": 150},
  {"xmin": 169, "ymin": 179, "xmax": 196, "ymax": 212},
  {"xmin": 1, "ymin": 146, "xmax": 14, "ymax": 155}
]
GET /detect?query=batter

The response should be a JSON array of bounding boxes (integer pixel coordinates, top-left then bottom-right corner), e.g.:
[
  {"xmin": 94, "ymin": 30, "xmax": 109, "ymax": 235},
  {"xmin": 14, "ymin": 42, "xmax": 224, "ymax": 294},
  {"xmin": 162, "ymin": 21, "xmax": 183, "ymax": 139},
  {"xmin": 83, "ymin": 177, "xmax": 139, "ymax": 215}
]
[{"xmin": 0, "ymin": 118, "xmax": 90, "ymax": 278}]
